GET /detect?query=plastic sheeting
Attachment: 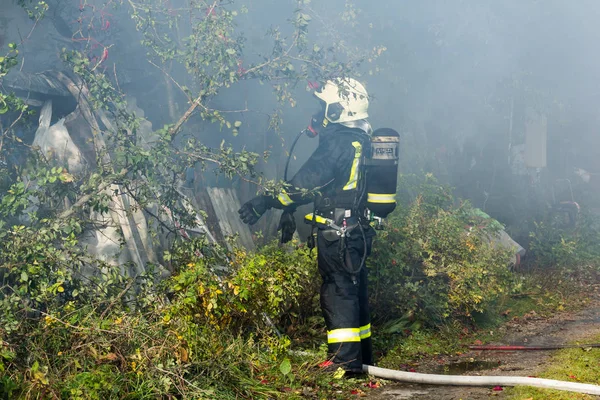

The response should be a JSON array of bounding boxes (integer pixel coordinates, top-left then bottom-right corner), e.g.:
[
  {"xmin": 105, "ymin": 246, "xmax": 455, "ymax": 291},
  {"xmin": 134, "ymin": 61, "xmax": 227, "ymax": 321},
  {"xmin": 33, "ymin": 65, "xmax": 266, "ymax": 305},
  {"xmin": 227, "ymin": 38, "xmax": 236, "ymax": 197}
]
[
  {"xmin": 31, "ymin": 100, "xmax": 86, "ymax": 175},
  {"xmin": 30, "ymin": 80, "xmax": 164, "ymax": 277},
  {"xmin": 467, "ymin": 208, "xmax": 526, "ymax": 266},
  {"xmin": 26, "ymin": 71, "xmax": 245, "ymax": 280}
]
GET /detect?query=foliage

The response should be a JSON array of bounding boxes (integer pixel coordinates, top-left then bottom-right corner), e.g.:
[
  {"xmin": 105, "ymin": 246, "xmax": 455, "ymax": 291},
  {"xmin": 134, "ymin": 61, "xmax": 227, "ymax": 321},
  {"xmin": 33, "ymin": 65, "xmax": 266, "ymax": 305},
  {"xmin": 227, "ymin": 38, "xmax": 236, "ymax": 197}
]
[
  {"xmin": 17, "ymin": 0, "xmax": 48, "ymax": 20},
  {"xmin": 125, "ymin": 0, "xmax": 384, "ymax": 140},
  {"xmin": 6, "ymin": 1, "xmax": 597, "ymax": 398},
  {"xmin": 0, "ymin": 43, "xmax": 34, "ymax": 186},
  {"xmin": 0, "ymin": 231, "xmax": 322, "ymax": 399},
  {"xmin": 0, "ymin": 171, "xmax": 88, "ymax": 335},
  {"xmin": 528, "ymin": 208, "xmax": 600, "ymax": 277},
  {"xmin": 0, "ymin": 169, "xmax": 593, "ymax": 398},
  {"xmin": 0, "ymin": 44, "xmax": 23, "ymax": 116},
  {"xmin": 0, "ymin": 3, "xmax": 346, "ymax": 397},
  {"xmin": 38, "ymin": 0, "xmax": 378, "ymax": 231},
  {"xmin": 368, "ymin": 173, "xmax": 514, "ymax": 328},
  {"xmin": 166, "ymin": 238, "xmax": 320, "ymax": 332}
]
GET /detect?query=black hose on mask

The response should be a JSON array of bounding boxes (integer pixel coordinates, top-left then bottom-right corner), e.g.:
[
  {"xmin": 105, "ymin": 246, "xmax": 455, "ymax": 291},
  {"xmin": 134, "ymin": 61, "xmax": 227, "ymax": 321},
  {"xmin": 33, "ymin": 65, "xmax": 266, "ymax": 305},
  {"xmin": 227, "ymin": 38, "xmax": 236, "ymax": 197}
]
[{"xmin": 284, "ymin": 130, "xmax": 306, "ymax": 182}]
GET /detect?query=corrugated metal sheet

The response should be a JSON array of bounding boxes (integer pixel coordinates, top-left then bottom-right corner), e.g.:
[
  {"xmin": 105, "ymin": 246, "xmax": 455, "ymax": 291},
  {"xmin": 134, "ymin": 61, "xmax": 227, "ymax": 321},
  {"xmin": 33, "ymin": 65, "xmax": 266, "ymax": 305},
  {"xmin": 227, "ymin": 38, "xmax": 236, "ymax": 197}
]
[
  {"xmin": 3, "ymin": 71, "xmax": 71, "ymax": 97},
  {"xmin": 206, "ymin": 187, "xmax": 256, "ymax": 250}
]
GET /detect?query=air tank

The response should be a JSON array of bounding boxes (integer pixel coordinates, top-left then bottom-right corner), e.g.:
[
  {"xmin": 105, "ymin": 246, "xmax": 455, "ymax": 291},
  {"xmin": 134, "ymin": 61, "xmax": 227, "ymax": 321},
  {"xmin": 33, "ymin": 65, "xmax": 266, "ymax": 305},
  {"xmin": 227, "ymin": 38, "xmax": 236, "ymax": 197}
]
[{"xmin": 366, "ymin": 128, "xmax": 399, "ymax": 218}]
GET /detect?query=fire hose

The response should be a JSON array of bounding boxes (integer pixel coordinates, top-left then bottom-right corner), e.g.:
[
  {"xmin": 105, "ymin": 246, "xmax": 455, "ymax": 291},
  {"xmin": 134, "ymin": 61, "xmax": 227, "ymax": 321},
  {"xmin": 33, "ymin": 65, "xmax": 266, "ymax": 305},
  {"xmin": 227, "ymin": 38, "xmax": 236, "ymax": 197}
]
[
  {"xmin": 469, "ymin": 343, "xmax": 600, "ymax": 351},
  {"xmin": 362, "ymin": 365, "xmax": 600, "ymax": 396}
]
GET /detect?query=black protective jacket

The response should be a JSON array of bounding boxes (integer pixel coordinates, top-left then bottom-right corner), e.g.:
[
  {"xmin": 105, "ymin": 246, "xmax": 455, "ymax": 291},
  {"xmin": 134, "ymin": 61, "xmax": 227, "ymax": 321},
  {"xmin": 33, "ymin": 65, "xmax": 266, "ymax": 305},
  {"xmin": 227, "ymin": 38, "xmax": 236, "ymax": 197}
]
[
  {"xmin": 272, "ymin": 123, "xmax": 375, "ymax": 371},
  {"xmin": 267, "ymin": 124, "xmax": 370, "ymax": 216}
]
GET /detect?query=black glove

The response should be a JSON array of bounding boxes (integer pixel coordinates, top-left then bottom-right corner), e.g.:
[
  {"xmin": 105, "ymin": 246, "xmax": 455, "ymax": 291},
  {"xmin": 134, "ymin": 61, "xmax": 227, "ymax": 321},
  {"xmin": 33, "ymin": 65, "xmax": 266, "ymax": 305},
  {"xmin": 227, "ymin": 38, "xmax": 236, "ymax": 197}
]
[
  {"xmin": 238, "ymin": 196, "xmax": 269, "ymax": 225},
  {"xmin": 278, "ymin": 210, "xmax": 296, "ymax": 244}
]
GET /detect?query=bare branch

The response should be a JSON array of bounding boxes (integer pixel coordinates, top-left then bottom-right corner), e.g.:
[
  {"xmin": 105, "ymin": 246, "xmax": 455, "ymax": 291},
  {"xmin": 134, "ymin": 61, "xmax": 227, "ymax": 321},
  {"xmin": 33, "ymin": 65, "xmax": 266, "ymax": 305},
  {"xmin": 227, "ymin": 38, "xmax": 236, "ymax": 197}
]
[
  {"xmin": 168, "ymin": 95, "xmax": 203, "ymax": 137},
  {"xmin": 241, "ymin": 32, "xmax": 300, "ymax": 77},
  {"xmin": 147, "ymin": 59, "xmax": 192, "ymax": 103},
  {"xmin": 58, "ymin": 169, "xmax": 128, "ymax": 220}
]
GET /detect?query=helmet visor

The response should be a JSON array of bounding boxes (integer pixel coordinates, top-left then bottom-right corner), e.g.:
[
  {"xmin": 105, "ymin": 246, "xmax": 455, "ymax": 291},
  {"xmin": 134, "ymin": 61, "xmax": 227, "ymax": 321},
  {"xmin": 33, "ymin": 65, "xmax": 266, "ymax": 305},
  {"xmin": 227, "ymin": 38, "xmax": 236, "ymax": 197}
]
[{"xmin": 325, "ymin": 102, "xmax": 344, "ymax": 122}]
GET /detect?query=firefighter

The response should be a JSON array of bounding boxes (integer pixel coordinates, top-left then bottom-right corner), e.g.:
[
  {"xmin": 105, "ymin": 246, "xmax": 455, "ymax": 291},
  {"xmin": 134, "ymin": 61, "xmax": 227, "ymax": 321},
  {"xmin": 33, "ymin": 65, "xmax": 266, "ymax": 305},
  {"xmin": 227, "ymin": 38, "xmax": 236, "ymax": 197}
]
[{"xmin": 238, "ymin": 78, "xmax": 375, "ymax": 374}]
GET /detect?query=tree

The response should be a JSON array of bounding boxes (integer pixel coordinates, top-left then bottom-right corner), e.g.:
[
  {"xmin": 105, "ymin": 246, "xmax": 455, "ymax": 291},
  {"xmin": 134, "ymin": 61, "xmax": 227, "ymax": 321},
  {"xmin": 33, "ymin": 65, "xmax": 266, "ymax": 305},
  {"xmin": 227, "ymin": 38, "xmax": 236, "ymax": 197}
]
[{"xmin": 0, "ymin": 0, "xmax": 382, "ymax": 330}]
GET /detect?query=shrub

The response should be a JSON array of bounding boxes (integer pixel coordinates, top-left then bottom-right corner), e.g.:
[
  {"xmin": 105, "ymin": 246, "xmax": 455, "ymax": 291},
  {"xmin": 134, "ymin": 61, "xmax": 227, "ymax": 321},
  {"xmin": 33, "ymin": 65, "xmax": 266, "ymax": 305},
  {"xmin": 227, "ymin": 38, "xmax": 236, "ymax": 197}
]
[
  {"xmin": 528, "ymin": 207, "xmax": 600, "ymax": 276},
  {"xmin": 0, "ymin": 228, "xmax": 320, "ymax": 399},
  {"xmin": 0, "ymin": 172, "xmax": 536, "ymax": 398},
  {"xmin": 368, "ymin": 174, "xmax": 514, "ymax": 328},
  {"xmin": 166, "ymin": 238, "xmax": 320, "ymax": 336}
]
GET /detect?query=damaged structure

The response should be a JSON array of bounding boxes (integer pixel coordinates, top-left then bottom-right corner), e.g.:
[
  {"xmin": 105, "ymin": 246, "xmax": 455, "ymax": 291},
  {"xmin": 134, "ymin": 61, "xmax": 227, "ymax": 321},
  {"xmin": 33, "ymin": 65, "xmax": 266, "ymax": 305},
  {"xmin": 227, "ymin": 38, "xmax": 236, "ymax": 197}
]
[
  {"xmin": 1, "ymin": 67, "xmax": 255, "ymax": 276},
  {"xmin": 0, "ymin": 1, "xmax": 261, "ymax": 279},
  {"xmin": 1, "ymin": 1, "xmax": 531, "ymax": 277}
]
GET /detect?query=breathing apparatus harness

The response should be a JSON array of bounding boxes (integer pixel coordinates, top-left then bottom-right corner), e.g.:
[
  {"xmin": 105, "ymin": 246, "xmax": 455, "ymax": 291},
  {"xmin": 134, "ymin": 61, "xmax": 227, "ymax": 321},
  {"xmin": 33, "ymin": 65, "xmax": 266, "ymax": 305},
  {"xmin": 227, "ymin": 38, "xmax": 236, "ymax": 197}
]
[{"xmin": 284, "ymin": 110, "xmax": 370, "ymax": 284}]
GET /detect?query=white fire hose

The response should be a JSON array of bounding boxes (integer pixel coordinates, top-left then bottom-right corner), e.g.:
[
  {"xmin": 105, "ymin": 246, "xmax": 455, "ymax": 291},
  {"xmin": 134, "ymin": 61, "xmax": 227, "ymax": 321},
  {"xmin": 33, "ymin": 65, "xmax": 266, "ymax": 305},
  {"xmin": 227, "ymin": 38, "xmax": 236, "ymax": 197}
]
[{"xmin": 363, "ymin": 365, "xmax": 600, "ymax": 396}]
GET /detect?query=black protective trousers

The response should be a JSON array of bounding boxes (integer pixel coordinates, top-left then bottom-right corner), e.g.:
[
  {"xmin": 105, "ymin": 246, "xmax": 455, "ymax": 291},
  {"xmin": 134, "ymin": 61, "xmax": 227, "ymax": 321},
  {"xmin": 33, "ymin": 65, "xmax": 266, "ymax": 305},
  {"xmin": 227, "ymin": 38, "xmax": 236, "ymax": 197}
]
[{"xmin": 317, "ymin": 225, "xmax": 374, "ymax": 372}]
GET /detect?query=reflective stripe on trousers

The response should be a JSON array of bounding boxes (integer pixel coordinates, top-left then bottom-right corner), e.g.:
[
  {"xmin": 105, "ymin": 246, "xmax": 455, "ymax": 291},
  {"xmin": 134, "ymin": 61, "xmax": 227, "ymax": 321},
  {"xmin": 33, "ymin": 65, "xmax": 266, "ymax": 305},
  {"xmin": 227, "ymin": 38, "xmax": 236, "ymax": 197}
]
[
  {"xmin": 327, "ymin": 324, "xmax": 371, "ymax": 344},
  {"xmin": 318, "ymin": 228, "xmax": 374, "ymax": 370},
  {"xmin": 359, "ymin": 323, "xmax": 371, "ymax": 340},
  {"xmin": 327, "ymin": 328, "xmax": 360, "ymax": 343}
]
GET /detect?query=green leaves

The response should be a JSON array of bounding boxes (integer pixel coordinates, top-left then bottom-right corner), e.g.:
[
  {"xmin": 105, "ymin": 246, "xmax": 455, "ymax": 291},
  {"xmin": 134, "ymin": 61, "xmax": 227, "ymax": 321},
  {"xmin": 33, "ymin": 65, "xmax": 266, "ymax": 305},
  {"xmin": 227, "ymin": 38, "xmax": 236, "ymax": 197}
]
[
  {"xmin": 295, "ymin": 13, "xmax": 312, "ymax": 28},
  {"xmin": 62, "ymin": 49, "xmax": 121, "ymax": 111},
  {"xmin": 232, "ymin": 120, "xmax": 242, "ymax": 136},
  {"xmin": 0, "ymin": 44, "xmax": 28, "ymax": 119},
  {"xmin": 369, "ymin": 173, "xmax": 514, "ymax": 325},
  {"xmin": 279, "ymin": 358, "xmax": 292, "ymax": 375},
  {"xmin": 0, "ymin": 1, "xmax": 388, "ymax": 397},
  {"xmin": 17, "ymin": 0, "xmax": 48, "ymax": 21}
]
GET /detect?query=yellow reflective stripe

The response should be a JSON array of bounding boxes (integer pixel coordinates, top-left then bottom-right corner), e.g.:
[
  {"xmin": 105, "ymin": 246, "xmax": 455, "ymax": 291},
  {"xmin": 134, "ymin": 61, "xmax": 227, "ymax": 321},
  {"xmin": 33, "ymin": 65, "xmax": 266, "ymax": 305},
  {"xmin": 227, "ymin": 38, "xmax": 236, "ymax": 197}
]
[
  {"xmin": 343, "ymin": 141, "xmax": 362, "ymax": 191},
  {"xmin": 278, "ymin": 190, "xmax": 294, "ymax": 206},
  {"xmin": 367, "ymin": 193, "xmax": 396, "ymax": 204},
  {"xmin": 327, "ymin": 328, "xmax": 361, "ymax": 344},
  {"xmin": 372, "ymin": 136, "xmax": 399, "ymax": 143},
  {"xmin": 304, "ymin": 213, "xmax": 330, "ymax": 225},
  {"xmin": 359, "ymin": 323, "xmax": 371, "ymax": 340}
]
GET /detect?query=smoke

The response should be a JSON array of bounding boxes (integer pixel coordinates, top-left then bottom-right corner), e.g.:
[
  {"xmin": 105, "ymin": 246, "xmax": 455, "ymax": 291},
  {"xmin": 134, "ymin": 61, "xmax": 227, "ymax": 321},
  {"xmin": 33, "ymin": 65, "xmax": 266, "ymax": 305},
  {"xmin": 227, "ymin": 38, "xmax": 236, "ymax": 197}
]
[{"xmin": 5, "ymin": 0, "xmax": 600, "ymax": 238}]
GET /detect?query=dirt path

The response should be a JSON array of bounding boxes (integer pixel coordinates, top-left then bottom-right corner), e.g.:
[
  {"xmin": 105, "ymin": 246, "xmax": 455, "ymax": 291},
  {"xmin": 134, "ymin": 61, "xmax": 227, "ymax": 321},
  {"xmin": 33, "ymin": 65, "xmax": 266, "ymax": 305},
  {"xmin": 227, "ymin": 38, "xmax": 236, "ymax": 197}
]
[{"xmin": 367, "ymin": 287, "xmax": 600, "ymax": 399}]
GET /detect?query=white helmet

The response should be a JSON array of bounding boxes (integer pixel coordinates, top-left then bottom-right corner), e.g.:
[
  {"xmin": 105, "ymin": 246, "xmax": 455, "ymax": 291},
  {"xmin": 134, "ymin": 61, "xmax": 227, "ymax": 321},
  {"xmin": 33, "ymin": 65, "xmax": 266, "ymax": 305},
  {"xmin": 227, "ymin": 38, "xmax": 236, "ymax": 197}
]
[{"xmin": 314, "ymin": 77, "xmax": 369, "ymax": 123}]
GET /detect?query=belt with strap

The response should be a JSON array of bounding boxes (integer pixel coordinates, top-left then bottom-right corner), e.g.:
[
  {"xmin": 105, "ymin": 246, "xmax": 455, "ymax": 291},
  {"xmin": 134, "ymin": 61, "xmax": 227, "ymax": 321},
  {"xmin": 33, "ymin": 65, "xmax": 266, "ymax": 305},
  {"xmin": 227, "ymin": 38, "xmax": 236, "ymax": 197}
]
[{"xmin": 304, "ymin": 209, "xmax": 359, "ymax": 237}]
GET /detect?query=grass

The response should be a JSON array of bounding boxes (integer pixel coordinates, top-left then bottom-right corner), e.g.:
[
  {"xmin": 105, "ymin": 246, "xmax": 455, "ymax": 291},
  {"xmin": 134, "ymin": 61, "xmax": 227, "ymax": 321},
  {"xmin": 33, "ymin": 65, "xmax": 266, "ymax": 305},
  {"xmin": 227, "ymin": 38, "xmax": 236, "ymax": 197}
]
[
  {"xmin": 506, "ymin": 334, "xmax": 600, "ymax": 400},
  {"xmin": 374, "ymin": 273, "xmax": 594, "ymax": 372},
  {"xmin": 375, "ymin": 325, "xmax": 464, "ymax": 369},
  {"xmin": 258, "ymin": 271, "xmax": 598, "ymax": 398}
]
